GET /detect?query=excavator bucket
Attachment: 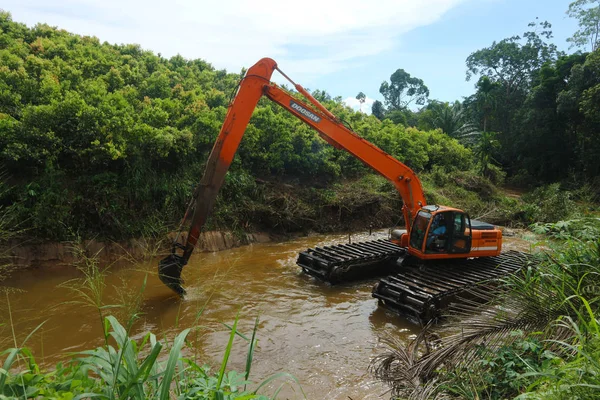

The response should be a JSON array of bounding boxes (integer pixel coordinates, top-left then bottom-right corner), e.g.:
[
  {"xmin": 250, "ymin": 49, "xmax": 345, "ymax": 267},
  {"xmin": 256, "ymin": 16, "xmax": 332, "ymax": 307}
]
[{"xmin": 158, "ymin": 254, "xmax": 187, "ymax": 297}]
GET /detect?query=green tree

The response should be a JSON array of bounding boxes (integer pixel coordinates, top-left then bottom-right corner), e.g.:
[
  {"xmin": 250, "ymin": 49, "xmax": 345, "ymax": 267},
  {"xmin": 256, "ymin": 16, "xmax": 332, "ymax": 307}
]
[
  {"xmin": 379, "ymin": 69, "xmax": 429, "ymax": 110},
  {"xmin": 566, "ymin": 0, "xmax": 600, "ymax": 51},
  {"xmin": 465, "ymin": 20, "xmax": 560, "ymax": 172},
  {"xmin": 356, "ymin": 91, "xmax": 366, "ymax": 112},
  {"xmin": 475, "ymin": 76, "xmax": 501, "ymax": 132},
  {"xmin": 0, "ymin": 10, "xmax": 476, "ymax": 241},
  {"xmin": 429, "ymin": 101, "xmax": 479, "ymax": 143},
  {"xmin": 371, "ymin": 100, "xmax": 386, "ymax": 120},
  {"xmin": 557, "ymin": 48, "xmax": 600, "ymax": 178},
  {"xmin": 474, "ymin": 131, "xmax": 500, "ymax": 177},
  {"xmin": 466, "ymin": 20, "xmax": 558, "ymax": 97}
]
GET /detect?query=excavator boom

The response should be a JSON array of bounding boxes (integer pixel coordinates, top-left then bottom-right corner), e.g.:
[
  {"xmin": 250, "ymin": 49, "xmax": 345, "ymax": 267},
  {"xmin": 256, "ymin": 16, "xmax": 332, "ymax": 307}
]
[{"xmin": 158, "ymin": 58, "xmax": 427, "ymax": 296}]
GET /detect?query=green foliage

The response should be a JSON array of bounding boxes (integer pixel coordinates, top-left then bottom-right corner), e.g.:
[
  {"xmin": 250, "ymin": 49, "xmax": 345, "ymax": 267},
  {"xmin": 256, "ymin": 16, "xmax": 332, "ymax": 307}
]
[
  {"xmin": 0, "ymin": 173, "xmax": 17, "ymax": 285},
  {"xmin": 521, "ymin": 183, "xmax": 575, "ymax": 223},
  {"xmin": 371, "ymin": 100, "xmax": 385, "ymax": 120},
  {"xmin": 0, "ymin": 12, "xmax": 475, "ymax": 241},
  {"xmin": 464, "ymin": 18, "xmax": 600, "ymax": 184},
  {"xmin": 419, "ymin": 167, "xmax": 521, "ymax": 226},
  {"xmin": 373, "ymin": 220, "xmax": 600, "ymax": 400},
  {"xmin": 355, "ymin": 91, "xmax": 366, "ymax": 112},
  {"xmin": 473, "ymin": 76, "xmax": 501, "ymax": 132},
  {"xmin": 421, "ymin": 101, "xmax": 479, "ymax": 142},
  {"xmin": 442, "ymin": 333, "xmax": 556, "ymax": 400},
  {"xmin": 465, "ymin": 20, "xmax": 558, "ymax": 92},
  {"xmin": 516, "ymin": 317, "xmax": 600, "ymax": 400},
  {"xmin": 474, "ymin": 131, "xmax": 500, "ymax": 177},
  {"xmin": 530, "ymin": 217, "xmax": 600, "ymax": 241},
  {"xmin": 0, "ymin": 315, "xmax": 300, "ymax": 399},
  {"xmin": 379, "ymin": 68, "xmax": 429, "ymax": 110},
  {"xmin": 566, "ymin": 0, "xmax": 600, "ymax": 51}
]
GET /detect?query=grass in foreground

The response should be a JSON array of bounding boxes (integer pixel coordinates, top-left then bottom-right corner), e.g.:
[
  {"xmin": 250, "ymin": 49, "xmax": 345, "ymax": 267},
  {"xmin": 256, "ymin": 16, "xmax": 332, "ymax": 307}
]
[{"xmin": 0, "ymin": 314, "xmax": 302, "ymax": 399}]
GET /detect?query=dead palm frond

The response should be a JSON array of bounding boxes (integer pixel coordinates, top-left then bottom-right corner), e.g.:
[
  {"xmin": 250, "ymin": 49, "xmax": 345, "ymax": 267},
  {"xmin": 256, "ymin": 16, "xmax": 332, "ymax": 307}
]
[
  {"xmin": 414, "ymin": 283, "xmax": 569, "ymax": 380},
  {"xmin": 370, "ymin": 328, "xmax": 448, "ymax": 400}
]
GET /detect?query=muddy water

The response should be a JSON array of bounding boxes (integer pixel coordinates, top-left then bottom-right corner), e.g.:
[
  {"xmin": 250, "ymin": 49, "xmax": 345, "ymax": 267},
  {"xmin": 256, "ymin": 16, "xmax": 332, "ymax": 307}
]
[{"xmin": 1, "ymin": 230, "xmax": 535, "ymax": 399}]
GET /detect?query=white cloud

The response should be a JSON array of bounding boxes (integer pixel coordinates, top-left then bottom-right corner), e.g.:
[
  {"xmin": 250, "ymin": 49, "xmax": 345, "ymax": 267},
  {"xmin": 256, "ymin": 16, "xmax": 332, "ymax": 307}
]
[
  {"xmin": 5, "ymin": 0, "xmax": 468, "ymax": 84},
  {"xmin": 344, "ymin": 95, "xmax": 376, "ymax": 114}
]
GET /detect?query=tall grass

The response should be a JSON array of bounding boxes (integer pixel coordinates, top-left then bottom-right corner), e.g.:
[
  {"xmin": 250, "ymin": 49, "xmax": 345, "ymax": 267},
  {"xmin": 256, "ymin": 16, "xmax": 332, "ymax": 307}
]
[
  {"xmin": 0, "ymin": 314, "xmax": 302, "ymax": 399},
  {"xmin": 0, "ymin": 172, "xmax": 19, "ymax": 285},
  {"xmin": 58, "ymin": 239, "xmax": 117, "ymax": 338}
]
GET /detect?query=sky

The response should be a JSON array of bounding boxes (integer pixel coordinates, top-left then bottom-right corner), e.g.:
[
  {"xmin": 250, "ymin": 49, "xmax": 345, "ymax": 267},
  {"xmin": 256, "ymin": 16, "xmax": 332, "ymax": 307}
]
[{"xmin": 3, "ymin": 0, "xmax": 581, "ymax": 113}]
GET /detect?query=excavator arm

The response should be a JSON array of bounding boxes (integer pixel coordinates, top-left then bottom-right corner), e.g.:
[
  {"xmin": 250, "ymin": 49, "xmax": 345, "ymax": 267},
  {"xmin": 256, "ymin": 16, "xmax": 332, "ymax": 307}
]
[{"xmin": 158, "ymin": 57, "xmax": 426, "ymax": 296}]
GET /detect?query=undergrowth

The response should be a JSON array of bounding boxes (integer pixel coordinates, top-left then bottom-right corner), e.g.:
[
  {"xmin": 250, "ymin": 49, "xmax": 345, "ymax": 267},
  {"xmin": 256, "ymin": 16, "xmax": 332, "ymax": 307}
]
[{"xmin": 0, "ymin": 315, "xmax": 301, "ymax": 399}]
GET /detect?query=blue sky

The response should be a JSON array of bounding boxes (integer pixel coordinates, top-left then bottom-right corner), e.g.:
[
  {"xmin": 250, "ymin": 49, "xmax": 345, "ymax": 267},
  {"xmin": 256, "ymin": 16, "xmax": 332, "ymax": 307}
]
[
  {"xmin": 4, "ymin": 0, "xmax": 581, "ymax": 112},
  {"xmin": 336, "ymin": 0, "xmax": 580, "ymax": 110}
]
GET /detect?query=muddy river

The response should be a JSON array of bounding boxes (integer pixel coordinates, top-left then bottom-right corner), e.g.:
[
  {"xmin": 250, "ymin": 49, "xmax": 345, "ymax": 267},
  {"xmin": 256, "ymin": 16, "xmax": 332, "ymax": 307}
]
[{"xmin": 1, "ymin": 230, "xmax": 535, "ymax": 399}]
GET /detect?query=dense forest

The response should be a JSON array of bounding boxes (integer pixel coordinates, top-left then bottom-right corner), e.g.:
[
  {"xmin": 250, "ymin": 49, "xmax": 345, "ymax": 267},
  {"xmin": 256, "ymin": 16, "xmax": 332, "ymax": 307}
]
[
  {"xmin": 0, "ymin": 5, "xmax": 598, "ymax": 242},
  {"xmin": 371, "ymin": 19, "xmax": 600, "ymax": 185}
]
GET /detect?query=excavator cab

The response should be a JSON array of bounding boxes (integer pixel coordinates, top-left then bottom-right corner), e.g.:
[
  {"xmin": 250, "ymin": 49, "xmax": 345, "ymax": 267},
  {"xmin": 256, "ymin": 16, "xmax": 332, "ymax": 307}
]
[{"xmin": 408, "ymin": 206, "xmax": 472, "ymax": 256}]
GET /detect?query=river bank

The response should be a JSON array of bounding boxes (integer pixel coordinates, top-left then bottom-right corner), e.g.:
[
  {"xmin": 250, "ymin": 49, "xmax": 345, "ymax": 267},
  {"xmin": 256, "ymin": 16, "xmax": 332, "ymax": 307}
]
[
  {"xmin": 4, "ymin": 230, "xmax": 273, "ymax": 269},
  {"xmin": 5, "ymin": 223, "xmax": 539, "ymax": 270}
]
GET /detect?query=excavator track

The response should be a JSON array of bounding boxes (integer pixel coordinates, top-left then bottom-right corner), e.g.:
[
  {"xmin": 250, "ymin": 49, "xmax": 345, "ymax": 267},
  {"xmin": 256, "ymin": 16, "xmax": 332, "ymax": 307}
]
[
  {"xmin": 296, "ymin": 239, "xmax": 406, "ymax": 284},
  {"xmin": 372, "ymin": 250, "xmax": 534, "ymax": 323}
]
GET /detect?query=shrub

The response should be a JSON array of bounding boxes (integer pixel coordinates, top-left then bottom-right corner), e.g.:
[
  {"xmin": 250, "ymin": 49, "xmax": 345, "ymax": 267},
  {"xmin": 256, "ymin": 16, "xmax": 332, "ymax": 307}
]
[{"xmin": 521, "ymin": 183, "xmax": 574, "ymax": 224}]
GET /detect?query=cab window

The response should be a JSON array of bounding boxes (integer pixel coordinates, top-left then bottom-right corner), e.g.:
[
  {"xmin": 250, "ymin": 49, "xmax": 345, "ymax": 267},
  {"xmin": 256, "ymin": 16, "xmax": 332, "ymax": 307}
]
[
  {"xmin": 409, "ymin": 211, "xmax": 431, "ymax": 251},
  {"xmin": 454, "ymin": 213, "xmax": 465, "ymax": 234}
]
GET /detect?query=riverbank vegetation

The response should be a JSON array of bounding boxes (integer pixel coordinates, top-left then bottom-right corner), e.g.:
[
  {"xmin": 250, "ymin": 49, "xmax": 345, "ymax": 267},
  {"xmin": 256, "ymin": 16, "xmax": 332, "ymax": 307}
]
[
  {"xmin": 367, "ymin": 2, "xmax": 600, "ymax": 396},
  {"xmin": 0, "ymin": 314, "xmax": 299, "ymax": 399},
  {"xmin": 372, "ymin": 217, "xmax": 600, "ymax": 399},
  {"xmin": 1, "ymin": 1, "xmax": 600, "ymax": 399},
  {"xmin": 1, "ymin": 9, "xmax": 597, "ymax": 245},
  {"xmin": 0, "ymin": 10, "xmax": 469, "ymax": 242}
]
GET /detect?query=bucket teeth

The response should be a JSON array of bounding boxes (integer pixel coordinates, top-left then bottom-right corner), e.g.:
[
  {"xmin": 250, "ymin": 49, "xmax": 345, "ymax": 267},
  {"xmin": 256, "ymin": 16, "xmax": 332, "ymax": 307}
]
[{"xmin": 158, "ymin": 254, "xmax": 187, "ymax": 297}]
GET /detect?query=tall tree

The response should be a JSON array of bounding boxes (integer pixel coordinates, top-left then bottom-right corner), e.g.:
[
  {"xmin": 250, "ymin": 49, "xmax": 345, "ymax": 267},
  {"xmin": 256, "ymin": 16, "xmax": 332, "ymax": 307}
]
[
  {"xmin": 466, "ymin": 20, "xmax": 559, "ymax": 98},
  {"xmin": 371, "ymin": 100, "xmax": 386, "ymax": 120},
  {"xmin": 379, "ymin": 69, "xmax": 429, "ymax": 110},
  {"xmin": 566, "ymin": 0, "xmax": 600, "ymax": 51},
  {"xmin": 474, "ymin": 131, "xmax": 500, "ymax": 177},
  {"xmin": 465, "ymin": 21, "xmax": 560, "ymax": 169},
  {"xmin": 475, "ymin": 76, "xmax": 501, "ymax": 132},
  {"xmin": 356, "ymin": 91, "xmax": 366, "ymax": 112}
]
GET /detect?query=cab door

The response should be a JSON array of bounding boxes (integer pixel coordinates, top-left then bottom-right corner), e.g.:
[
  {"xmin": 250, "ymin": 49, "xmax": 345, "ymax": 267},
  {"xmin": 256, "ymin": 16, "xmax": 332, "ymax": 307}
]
[{"xmin": 448, "ymin": 212, "xmax": 472, "ymax": 254}]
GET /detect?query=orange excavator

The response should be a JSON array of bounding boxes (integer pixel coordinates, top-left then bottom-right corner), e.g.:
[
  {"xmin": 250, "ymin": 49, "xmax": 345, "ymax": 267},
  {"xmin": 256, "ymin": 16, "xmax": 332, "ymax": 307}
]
[{"xmin": 159, "ymin": 58, "xmax": 526, "ymax": 322}]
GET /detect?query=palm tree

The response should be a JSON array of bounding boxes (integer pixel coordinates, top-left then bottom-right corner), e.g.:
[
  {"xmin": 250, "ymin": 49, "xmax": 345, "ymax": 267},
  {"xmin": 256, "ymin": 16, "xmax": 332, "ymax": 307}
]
[
  {"xmin": 431, "ymin": 101, "xmax": 480, "ymax": 143},
  {"xmin": 473, "ymin": 130, "xmax": 500, "ymax": 176},
  {"xmin": 476, "ymin": 76, "xmax": 500, "ymax": 132}
]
